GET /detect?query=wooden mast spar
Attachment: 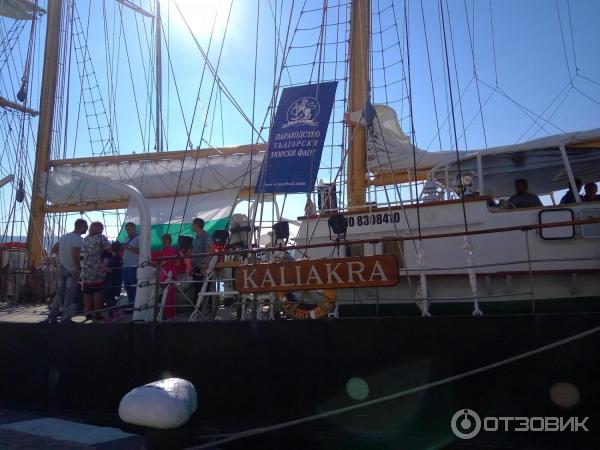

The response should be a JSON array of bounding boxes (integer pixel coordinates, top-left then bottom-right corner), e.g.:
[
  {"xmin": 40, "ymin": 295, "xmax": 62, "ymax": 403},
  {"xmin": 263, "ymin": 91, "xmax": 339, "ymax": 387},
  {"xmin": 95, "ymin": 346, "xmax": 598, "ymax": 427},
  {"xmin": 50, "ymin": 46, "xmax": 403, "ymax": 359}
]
[
  {"xmin": 26, "ymin": 0, "xmax": 63, "ymax": 268},
  {"xmin": 347, "ymin": 0, "xmax": 370, "ymax": 209},
  {"xmin": 155, "ymin": 0, "xmax": 162, "ymax": 152}
]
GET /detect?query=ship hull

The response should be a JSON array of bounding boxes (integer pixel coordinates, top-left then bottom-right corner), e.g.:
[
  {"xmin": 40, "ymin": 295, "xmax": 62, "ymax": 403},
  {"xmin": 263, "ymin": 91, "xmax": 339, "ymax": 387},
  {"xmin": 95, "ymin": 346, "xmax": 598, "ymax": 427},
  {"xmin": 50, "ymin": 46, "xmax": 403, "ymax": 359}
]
[{"xmin": 1, "ymin": 312, "xmax": 599, "ymax": 448}]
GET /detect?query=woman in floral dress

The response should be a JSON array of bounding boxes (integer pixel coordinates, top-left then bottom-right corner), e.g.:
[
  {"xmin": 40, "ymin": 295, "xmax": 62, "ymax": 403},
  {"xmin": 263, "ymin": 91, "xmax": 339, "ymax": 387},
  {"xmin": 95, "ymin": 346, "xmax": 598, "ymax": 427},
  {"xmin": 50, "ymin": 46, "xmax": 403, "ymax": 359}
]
[{"xmin": 81, "ymin": 221, "xmax": 109, "ymax": 320}]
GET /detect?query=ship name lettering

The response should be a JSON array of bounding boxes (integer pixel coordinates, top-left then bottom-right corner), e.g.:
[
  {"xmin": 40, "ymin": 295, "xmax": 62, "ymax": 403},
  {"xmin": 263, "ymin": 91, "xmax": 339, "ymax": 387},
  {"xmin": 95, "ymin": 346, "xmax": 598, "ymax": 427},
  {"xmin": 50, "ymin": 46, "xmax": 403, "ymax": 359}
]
[
  {"xmin": 325, "ymin": 263, "xmax": 343, "ymax": 283},
  {"xmin": 305, "ymin": 266, "xmax": 323, "ymax": 284},
  {"xmin": 261, "ymin": 269, "xmax": 276, "ymax": 287},
  {"xmin": 369, "ymin": 260, "xmax": 388, "ymax": 281},
  {"xmin": 242, "ymin": 269, "xmax": 258, "ymax": 288},
  {"xmin": 280, "ymin": 266, "xmax": 294, "ymax": 287},
  {"xmin": 295, "ymin": 265, "xmax": 303, "ymax": 286},
  {"xmin": 347, "ymin": 261, "xmax": 366, "ymax": 282}
]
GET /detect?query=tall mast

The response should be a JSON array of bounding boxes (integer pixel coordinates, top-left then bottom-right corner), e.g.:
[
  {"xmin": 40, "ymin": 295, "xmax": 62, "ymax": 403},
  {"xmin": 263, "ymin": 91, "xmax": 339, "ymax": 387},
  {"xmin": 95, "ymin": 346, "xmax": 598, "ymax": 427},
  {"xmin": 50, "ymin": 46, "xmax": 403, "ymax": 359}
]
[
  {"xmin": 155, "ymin": 0, "xmax": 162, "ymax": 152},
  {"xmin": 347, "ymin": 0, "xmax": 370, "ymax": 208},
  {"xmin": 27, "ymin": 0, "xmax": 63, "ymax": 267}
]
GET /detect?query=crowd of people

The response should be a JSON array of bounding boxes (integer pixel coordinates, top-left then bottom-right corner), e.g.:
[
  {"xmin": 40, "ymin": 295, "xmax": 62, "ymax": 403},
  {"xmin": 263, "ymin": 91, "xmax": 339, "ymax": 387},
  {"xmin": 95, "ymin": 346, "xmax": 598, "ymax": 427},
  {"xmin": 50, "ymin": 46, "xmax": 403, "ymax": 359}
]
[
  {"xmin": 48, "ymin": 218, "xmax": 211, "ymax": 323},
  {"xmin": 505, "ymin": 178, "xmax": 599, "ymax": 208},
  {"xmin": 558, "ymin": 178, "xmax": 600, "ymax": 204}
]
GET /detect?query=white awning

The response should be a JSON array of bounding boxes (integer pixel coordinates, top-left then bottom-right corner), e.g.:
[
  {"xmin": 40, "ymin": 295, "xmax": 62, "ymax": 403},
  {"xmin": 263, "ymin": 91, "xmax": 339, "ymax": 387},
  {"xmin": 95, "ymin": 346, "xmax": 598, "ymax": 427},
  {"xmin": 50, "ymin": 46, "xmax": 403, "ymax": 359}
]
[
  {"xmin": 44, "ymin": 148, "xmax": 264, "ymax": 205},
  {"xmin": 433, "ymin": 130, "xmax": 600, "ymax": 197}
]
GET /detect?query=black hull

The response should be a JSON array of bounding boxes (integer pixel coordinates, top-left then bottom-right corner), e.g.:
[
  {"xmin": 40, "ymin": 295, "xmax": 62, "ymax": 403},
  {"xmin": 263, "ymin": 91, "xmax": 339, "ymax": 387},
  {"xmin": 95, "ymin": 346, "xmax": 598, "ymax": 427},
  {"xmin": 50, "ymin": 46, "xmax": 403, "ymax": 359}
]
[{"xmin": 1, "ymin": 313, "xmax": 599, "ymax": 449}]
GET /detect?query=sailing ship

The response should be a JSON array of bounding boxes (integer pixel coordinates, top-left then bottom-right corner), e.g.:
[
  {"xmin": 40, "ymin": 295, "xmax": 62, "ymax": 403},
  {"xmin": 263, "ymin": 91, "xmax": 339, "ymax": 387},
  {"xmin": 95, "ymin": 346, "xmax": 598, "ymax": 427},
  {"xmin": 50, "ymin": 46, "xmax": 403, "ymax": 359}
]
[{"xmin": 1, "ymin": 0, "xmax": 600, "ymax": 448}]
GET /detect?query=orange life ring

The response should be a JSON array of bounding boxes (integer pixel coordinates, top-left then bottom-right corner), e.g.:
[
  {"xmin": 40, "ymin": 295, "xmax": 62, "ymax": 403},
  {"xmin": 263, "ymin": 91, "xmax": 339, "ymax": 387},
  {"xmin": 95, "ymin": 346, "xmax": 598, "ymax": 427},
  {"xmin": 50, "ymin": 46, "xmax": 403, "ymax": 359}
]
[{"xmin": 279, "ymin": 289, "xmax": 336, "ymax": 319}]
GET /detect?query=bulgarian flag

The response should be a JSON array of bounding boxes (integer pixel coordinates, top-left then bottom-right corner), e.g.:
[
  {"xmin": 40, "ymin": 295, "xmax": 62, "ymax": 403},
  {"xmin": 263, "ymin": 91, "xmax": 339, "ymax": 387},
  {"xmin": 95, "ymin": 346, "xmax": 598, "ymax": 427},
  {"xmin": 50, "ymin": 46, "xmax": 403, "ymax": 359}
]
[{"xmin": 117, "ymin": 189, "xmax": 239, "ymax": 251}]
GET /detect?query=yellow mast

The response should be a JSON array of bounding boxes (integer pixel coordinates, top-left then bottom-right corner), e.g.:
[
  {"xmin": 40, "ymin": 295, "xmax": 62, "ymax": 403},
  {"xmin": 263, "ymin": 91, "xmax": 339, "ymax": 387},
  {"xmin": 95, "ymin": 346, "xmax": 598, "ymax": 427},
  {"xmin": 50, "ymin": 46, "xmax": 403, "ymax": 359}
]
[
  {"xmin": 26, "ymin": 0, "xmax": 63, "ymax": 268},
  {"xmin": 347, "ymin": 0, "xmax": 370, "ymax": 209},
  {"xmin": 155, "ymin": 0, "xmax": 162, "ymax": 152}
]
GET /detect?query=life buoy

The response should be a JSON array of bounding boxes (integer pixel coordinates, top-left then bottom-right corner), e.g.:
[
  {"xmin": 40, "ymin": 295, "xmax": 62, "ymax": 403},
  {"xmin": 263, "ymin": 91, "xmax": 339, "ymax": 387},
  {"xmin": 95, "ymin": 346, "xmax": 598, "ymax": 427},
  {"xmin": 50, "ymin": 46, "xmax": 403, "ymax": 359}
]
[{"xmin": 279, "ymin": 289, "xmax": 336, "ymax": 319}]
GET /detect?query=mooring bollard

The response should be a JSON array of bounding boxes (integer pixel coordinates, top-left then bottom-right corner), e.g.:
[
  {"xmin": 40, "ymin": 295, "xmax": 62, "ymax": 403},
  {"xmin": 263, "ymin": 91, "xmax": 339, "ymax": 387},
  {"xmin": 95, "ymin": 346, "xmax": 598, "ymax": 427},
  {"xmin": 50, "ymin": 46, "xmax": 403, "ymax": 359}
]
[{"xmin": 119, "ymin": 378, "xmax": 197, "ymax": 450}]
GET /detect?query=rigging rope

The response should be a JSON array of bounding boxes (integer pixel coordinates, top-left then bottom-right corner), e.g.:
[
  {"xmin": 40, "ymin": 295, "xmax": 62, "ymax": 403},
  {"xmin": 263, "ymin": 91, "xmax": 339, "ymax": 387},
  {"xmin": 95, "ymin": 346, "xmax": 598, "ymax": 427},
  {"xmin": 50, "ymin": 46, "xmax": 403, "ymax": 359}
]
[
  {"xmin": 419, "ymin": 0, "xmax": 443, "ymax": 151},
  {"xmin": 168, "ymin": 0, "xmax": 234, "ymax": 233},
  {"xmin": 443, "ymin": 0, "xmax": 469, "ymax": 152},
  {"xmin": 71, "ymin": 3, "xmax": 117, "ymax": 157},
  {"xmin": 462, "ymin": 0, "xmax": 488, "ymax": 148},
  {"xmin": 555, "ymin": 0, "xmax": 574, "ymax": 82},
  {"xmin": 186, "ymin": 324, "xmax": 600, "ymax": 449},
  {"xmin": 438, "ymin": 0, "xmax": 469, "ymax": 233},
  {"xmin": 247, "ymin": 0, "xmax": 261, "ymax": 232}
]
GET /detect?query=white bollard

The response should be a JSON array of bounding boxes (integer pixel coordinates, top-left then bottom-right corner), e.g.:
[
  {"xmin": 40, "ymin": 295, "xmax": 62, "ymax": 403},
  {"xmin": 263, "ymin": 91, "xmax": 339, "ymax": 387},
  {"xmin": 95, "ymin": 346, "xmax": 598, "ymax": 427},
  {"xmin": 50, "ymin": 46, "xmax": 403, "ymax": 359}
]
[{"xmin": 119, "ymin": 378, "xmax": 197, "ymax": 429}]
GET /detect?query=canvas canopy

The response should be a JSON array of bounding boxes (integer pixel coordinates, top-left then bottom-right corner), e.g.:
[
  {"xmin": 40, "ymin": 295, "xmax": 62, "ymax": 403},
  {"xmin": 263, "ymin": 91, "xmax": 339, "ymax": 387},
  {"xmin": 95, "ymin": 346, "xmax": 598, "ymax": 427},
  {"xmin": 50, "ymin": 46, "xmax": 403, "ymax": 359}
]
[
  {"xmin": 432, "ymin": 129, "xmax": 600, "ymax": 197},
  {"xmin": 44, "ymin": 146, "xmax": 264, "ymax": 206}
]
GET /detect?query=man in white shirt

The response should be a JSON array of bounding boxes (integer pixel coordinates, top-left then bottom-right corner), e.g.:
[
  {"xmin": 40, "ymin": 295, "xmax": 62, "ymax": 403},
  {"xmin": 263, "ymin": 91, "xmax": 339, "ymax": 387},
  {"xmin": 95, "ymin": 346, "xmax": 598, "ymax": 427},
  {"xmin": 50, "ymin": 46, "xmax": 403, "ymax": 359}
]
[
  {"xmin": 122, "ymin": 222, "xmax": 140, "ymax": 303},
  {"xmin": 48, "ymin": 219, "xmax": 88, "ymax": 323}
]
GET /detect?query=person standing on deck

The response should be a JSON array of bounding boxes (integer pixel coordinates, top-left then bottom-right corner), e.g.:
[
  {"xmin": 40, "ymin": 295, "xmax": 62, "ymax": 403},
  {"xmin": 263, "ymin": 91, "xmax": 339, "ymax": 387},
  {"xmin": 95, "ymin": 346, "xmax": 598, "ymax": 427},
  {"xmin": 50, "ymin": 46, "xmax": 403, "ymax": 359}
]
[
  {"xmin": 508, "ymin": 179, "xmax": 543, "ymax": 208},
  {"xmin": 48, "ymin": 218, "xmax": 88, "ymax": 323},
  {"xmin": 122, "ymin": 222, "xmax": 140, "ymax": 303},
  {"xmin": 559, "ymin": 178, "xmax": 582, "ymax": 204},
  {"xmin": 582, "ymin": 182, "xmax": 600, "ymax": 202},
  {"xmin": 191, "ymin": 218, "xmax": 211, "ymax": 303},
  {"xmin": 81, "ymin": 222, "xmax": 110, "ymax": 320}
]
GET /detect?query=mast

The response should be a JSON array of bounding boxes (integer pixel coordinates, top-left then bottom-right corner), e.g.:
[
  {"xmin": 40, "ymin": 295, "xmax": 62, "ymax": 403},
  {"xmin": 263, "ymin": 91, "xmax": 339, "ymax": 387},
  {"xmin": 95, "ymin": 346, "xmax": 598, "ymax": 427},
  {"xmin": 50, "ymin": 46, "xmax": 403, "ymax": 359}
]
[
  {"xmin": 26, "ymin": 0, "xmax": 63, "ymax": 267},
  {"xmin": 347, "ymin": 0, "xmax": 370, "ymax": 208},
  {"xmin": 155, "ymin": 0, "xmax": 162, "ymax": 152}
]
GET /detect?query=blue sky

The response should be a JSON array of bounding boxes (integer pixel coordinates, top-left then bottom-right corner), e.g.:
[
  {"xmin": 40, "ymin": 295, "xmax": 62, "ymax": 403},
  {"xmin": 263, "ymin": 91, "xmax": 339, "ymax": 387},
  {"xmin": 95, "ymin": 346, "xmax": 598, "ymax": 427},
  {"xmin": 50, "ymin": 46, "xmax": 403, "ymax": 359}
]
[
  {"xmin": 1, "ymin": 0, "xmax": 600, "ymax": 241},
  {"xmin": 154, "ymin": 0, "xmax": 600, "ymax": 156}
]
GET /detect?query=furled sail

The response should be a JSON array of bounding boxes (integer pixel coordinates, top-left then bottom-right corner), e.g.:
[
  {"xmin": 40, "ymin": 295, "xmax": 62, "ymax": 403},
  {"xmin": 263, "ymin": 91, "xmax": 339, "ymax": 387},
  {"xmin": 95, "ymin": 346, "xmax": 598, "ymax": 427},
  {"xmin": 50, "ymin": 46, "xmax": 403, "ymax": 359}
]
[
  {"xmin": 346, "ymin": 104, "xmax": 465, "ymax": 184},
  {"xmin": 44, "ymin": 145, "xmax": 265, "ymax": 207},
  {"xmin": 0, "ymin": 0, "xmax": 44, "ymax": 20}
]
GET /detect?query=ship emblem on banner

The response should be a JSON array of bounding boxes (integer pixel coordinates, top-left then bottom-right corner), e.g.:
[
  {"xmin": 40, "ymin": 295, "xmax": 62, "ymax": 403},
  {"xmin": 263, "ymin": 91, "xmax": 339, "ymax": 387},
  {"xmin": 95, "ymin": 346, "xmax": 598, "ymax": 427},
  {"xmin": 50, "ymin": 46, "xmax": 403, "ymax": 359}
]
[{"xmin": 256, "ymin": 81, "xmax": 338, "ymax": 193}]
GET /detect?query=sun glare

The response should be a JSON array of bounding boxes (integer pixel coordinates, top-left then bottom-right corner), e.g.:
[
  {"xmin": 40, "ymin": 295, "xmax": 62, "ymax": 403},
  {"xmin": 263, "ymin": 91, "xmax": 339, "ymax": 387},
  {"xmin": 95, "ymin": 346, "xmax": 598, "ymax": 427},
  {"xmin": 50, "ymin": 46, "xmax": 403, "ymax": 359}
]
[{"xmin": 168, "ymin": 0, "xmax": 233, "ymax": 40}]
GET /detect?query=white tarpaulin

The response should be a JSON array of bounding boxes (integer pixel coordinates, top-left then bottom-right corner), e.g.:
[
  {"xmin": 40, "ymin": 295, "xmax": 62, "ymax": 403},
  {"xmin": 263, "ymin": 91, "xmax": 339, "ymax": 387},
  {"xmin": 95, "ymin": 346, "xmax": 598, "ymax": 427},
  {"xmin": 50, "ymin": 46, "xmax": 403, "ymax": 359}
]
[
  {"xmin": 44, "ymin": 149, "xmax": 264, "ymax": 205},
  {"xmin": 439, "ymin": 146, "xmax": 600, "ymax": 197}
]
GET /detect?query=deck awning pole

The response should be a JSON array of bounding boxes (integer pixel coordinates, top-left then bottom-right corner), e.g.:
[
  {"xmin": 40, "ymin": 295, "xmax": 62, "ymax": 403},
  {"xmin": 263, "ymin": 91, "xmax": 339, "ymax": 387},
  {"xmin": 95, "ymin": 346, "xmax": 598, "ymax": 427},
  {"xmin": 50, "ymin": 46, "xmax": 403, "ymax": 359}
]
[
  {"xmin": 70, "ymin": 170, "xmax": 155, "ymax": 321},
  {"xmin": 559, "ymin": 144, "xmax": 581, "ymax": 202},
  {"xmin": 476, "ymin": 153, "xmax": 484, "ymax": 195}
]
